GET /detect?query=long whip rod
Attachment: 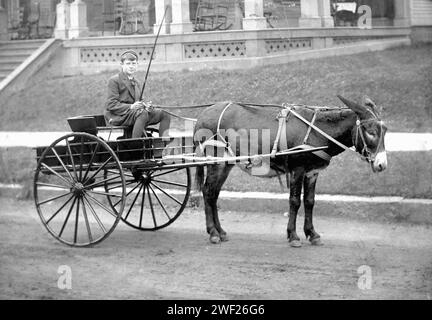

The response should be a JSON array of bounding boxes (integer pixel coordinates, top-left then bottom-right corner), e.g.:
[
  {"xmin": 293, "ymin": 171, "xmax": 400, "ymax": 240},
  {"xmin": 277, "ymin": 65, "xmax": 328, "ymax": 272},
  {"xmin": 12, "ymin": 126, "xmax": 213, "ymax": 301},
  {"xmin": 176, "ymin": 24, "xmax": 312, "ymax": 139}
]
[{"xmin": 139, "ymin": 5, "xmax": 169, "ymax": 101}]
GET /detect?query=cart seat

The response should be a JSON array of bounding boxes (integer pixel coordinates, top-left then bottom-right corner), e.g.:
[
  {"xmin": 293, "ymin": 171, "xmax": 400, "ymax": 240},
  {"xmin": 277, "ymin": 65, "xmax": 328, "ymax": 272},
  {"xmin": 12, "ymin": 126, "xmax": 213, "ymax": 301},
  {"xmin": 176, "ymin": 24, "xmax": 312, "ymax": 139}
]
[{"xmin": 67, "ymin": 115, "xmax": 158, "ymax": 139}]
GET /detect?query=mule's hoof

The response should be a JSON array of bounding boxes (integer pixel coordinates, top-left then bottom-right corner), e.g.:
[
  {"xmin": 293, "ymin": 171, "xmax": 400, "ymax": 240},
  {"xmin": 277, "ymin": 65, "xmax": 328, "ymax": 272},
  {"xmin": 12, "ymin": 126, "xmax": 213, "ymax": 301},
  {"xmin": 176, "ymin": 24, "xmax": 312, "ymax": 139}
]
[
  {"xmin": 210, "ymin": 235, "xmax": 221, "ymax": 244},
  {"xmin": 289, "ymin": 240, "xmax": 302, "ymax": 248},
  {"xmin": 310, "ymin": 237, "xmax": 323, "ymax": 246},
  {"xmin": 220, "ymin": 233, "xmax": 229, "ymax": 242}
]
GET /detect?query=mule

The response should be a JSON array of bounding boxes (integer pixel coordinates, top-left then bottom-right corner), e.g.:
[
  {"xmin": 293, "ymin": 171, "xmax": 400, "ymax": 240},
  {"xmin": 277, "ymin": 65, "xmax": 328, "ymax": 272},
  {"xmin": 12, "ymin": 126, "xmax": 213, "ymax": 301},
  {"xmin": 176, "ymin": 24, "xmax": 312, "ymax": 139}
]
[{"xmin": 193, "ymin": 96, "xmax": 388, "ymax": 247}]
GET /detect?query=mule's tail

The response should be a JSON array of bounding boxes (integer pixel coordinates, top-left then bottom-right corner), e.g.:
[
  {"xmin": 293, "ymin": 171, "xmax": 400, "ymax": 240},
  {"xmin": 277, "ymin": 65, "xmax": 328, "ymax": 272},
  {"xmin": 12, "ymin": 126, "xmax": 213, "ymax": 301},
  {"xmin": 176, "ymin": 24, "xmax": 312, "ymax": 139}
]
[{"xmin": 195, "ymin": 166, "xmax": 205, "ymax": 191}]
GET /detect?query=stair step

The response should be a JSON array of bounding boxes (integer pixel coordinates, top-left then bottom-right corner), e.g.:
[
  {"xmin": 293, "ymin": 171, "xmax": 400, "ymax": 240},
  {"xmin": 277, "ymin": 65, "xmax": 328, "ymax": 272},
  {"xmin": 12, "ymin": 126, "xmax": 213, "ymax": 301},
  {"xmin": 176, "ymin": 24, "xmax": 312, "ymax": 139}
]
[
  {"xmin": 0, "ymin": 48, "xmax": 34, "ymax": 56},
  {"xmin": 0, "ymin": 64, "xmax": 20, "ymax": 72},
  {"xmin": 0, "ymin": 57, "xmax": 27, "ymax": 64},
  {"xmin": 0, "ymin": 40, "xmax": 45, "ymax": 50}
]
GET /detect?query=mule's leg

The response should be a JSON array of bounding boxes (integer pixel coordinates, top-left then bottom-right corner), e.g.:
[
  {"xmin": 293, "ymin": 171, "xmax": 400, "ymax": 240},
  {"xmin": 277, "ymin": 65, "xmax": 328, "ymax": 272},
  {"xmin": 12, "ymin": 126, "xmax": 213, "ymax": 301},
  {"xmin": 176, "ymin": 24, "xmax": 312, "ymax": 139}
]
[
  {"xmin": 303, "ymin": 172, "xmax": 323, "ymax": 246},
  {"xmin": 287, "ymin": 167, "xmax": 304, "ymax": 247},
  {"xmin": 202, "ymin": 164, "xmax": 233, "ymax": 244},
  {"xmin": 212, "ymin": 164, "xmax": 233, "ymax": 242}
]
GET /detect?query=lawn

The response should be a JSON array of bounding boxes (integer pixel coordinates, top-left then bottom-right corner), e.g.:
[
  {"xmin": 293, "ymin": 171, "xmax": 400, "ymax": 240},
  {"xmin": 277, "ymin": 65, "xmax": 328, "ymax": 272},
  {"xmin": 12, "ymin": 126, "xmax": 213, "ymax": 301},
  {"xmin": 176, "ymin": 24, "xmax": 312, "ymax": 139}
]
[
  {"xmin": 1, "ymin": 147, "xmax": 431, "ymax": 199},
  {"xmin": 0, "ymin": 44, "xmax": 431, "ymax": 132},
  {"xmin": 0, "ymin": 44, "xmax": 431, "ymax": 199}
]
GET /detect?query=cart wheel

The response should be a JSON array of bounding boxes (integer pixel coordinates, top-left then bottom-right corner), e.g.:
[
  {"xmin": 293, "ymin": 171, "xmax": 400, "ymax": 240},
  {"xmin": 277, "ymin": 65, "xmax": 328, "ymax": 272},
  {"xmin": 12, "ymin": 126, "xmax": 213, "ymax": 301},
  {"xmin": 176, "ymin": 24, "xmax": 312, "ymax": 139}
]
[
  {"xmin": 34, "ymin": 133, "xmax": 126, "ymax": 247},
  {"xmin": 105, "ymin": 167, "xmax": 191, "ymax": 231}
]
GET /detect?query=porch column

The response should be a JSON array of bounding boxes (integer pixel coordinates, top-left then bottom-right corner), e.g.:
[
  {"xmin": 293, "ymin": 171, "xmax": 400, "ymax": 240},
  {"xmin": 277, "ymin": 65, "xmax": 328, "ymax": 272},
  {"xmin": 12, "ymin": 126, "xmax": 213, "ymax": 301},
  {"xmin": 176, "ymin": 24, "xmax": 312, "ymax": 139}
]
[
  {"xmin": 319, "ymin": 0, "xmax": 334, "ymax": 27},
  {"xmin": 393, "ymin": 0, "xmax": 411, "ymax": 27},
  {"xmin": 0, "ymin": 5, "xmax": 7, "ymax": 41},
  {"xmin": 299, "ymin": 0, "xmax": 334, "ymax": 28},
  {"xmin": 54, "ymin": 0, "xmax": 70, "ymax": 39},
  {"xmin": 170, "ymin": 0, "xmax": 193, "ymax": 33},
  {"xmin": 242, "ymin": 0, "xmax": 267, "ymax": 30},
  {"xmin": 68, "ymin": 0, "xmax": 89, "ymax": 39},
  {"xmin": 299, "ymin": 0, "xmax": 320, "ymax": 27},
  {"xmin": 154, "ymin": 0, "xmax": 171, "ymax": 34}
]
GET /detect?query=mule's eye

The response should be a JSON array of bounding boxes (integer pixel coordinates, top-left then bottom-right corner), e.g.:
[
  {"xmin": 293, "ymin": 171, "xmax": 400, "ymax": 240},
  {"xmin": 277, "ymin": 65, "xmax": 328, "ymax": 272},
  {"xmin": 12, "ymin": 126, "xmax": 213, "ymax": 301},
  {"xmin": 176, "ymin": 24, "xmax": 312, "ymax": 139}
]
[{"xmin": 365, "ymin": 131, "xmax": 377, "ymax": 140}]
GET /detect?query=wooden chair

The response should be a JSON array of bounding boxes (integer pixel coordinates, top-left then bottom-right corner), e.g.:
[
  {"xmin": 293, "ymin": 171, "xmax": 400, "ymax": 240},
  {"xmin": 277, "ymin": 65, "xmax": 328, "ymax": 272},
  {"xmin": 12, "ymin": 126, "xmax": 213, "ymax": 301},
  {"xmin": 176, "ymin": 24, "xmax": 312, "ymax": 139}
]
[
  {"xmin": 27, "ymin": 2, "xmax": 41, "ymax": 39},
  {"xmin": 38, "ymin": 8, "xmax": 56, "ymax": 38},
  {"xmin": 102, "ymin": 0, "xmax": 125, "ymax": 36},
  {"xmin": 194, "ymin": 0, "xmax": 231, "ymax": 31},
  {"xmin": 8, "ymin": 7, "xmax": 26, "ymax": 40}
]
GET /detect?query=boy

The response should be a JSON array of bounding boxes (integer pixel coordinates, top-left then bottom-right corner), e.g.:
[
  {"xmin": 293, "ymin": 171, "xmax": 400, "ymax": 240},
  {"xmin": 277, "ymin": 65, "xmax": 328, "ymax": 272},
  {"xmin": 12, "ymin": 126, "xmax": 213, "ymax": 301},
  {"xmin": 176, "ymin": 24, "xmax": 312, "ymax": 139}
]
[{"xmin": 104, "ymin": 50, "xmax": 170, "ymax": 138}]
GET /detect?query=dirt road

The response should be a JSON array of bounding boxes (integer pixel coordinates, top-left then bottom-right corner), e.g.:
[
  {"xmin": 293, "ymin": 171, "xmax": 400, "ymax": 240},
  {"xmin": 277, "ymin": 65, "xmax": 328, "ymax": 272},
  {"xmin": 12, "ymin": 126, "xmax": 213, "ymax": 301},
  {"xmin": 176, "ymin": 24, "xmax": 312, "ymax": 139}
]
[{"xmin": 0, "ymin": 196, "xmax": 431, "ymax": 300}]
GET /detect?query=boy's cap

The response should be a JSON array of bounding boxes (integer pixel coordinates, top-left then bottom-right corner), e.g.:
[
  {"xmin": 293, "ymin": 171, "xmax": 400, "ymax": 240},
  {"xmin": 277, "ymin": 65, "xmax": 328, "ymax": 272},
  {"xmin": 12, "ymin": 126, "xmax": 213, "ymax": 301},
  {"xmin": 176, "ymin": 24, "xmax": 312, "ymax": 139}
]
[{"xmin": 120, "ymin": 50, "xmax": 138, "ymax": 61}]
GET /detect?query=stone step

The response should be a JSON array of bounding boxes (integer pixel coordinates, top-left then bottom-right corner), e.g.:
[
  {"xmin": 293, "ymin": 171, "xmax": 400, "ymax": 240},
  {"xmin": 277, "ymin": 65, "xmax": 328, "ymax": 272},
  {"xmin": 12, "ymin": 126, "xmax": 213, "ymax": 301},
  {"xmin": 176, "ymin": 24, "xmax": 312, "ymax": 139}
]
[
  {"xmin": 0, "ymin": 71, "xmax": 10, "ymax": 78},
  {"xmin": 0, "ymin": 49, "xmax": 34, "ymax": 57},
  {"xmin": 0, "ymin": 56, "xmax": 27, "ymax": 64},
  {"xmin": 0, "ymin": 40, "xmax": 45, "ymax": 50},
  {"xmin": 0, "ymin": 63, "xmax": 20, "ymax": 72}
]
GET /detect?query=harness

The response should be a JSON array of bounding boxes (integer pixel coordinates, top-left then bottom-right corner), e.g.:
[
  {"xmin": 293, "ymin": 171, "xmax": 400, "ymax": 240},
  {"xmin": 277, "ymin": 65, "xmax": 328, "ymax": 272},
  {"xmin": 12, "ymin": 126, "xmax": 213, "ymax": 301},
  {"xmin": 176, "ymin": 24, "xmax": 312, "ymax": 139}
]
[
  {"xmin": 206, "ymin": 101, "xmax": 383, "ymax": 164},
  {"xmin": 276, "ymin": 103, "xmax": 384, "ymax": 163}
]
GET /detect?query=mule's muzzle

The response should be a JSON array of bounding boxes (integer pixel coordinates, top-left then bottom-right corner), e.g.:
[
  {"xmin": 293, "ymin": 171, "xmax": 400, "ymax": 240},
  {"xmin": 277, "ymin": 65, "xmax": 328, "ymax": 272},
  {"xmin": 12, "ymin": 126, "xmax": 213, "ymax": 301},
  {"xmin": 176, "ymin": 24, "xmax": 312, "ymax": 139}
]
[{"xmin": 371, "ymin": 151, "xmax": 388, "ymax": 172}]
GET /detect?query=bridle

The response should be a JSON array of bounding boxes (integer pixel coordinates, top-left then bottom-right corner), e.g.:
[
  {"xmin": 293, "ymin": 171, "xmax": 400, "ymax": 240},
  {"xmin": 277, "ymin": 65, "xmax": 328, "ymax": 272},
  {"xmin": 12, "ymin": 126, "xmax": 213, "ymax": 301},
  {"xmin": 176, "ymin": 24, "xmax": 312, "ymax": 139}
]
[{"xmin": 353, "ymin": 115, "xmax": 385, "ymax": 163}]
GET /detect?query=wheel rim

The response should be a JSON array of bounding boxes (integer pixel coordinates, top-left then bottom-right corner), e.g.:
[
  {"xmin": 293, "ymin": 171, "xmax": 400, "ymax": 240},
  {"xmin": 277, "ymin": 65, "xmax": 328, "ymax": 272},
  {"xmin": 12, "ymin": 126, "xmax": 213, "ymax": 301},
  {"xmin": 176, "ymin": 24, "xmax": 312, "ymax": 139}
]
[
  {"xmin": 34, "ymin": 133, "xmax": 125, "ymax": 247},
  {"xmin": 105, "ymin": 167, "xmax": 191, "ymax": 231}
]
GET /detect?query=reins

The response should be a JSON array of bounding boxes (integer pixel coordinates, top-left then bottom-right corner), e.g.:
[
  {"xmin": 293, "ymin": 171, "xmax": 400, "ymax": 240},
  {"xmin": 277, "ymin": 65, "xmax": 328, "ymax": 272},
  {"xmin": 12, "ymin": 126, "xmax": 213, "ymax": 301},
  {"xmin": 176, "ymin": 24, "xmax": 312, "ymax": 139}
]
[{"xmin": 153, "ymin": 101, "xmax": 383, "ymax": 164}]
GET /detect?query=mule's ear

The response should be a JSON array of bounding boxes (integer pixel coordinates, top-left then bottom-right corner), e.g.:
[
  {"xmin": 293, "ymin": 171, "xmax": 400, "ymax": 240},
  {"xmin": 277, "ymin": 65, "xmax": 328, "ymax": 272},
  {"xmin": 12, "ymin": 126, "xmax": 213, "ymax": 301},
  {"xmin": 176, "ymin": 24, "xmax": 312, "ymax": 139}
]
[
  {"xmin": 337, "ymin": 95, "xmax": 367, "ymax": 118},
  {"xmin": 363, "ymin": 96, "xmax": 382, "ymax": 114}
]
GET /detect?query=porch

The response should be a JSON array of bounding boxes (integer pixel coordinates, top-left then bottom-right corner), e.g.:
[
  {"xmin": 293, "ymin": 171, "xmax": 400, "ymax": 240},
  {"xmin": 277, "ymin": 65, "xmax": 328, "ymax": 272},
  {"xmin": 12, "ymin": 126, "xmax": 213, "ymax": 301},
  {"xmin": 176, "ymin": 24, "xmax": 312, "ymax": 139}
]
[{"xmin": 0, "ymin": 0, "xmax": 412, "ymax": 41}]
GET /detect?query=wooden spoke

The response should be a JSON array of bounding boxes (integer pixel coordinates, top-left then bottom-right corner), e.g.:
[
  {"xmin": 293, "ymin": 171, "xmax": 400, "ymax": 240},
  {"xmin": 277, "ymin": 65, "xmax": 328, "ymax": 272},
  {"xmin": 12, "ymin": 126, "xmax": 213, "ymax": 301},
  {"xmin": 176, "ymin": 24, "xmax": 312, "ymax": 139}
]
[
  {"xmin": 83, "ymin": 196, "xmax": 107, "ymax": 234},
  {"xmin": 86, "ymin": 189, "xmax": 123, "ymax": 198},
  {"xmin": 112, "ymin": 182, "xmax": 142, "ymax": 208},
  {"xmin": 36, "ymin": 182, "xmax": 71, "ymax": 190},
  {"xmin": 106, "ymin": 169, "xmax": 134, "ymax": 178},
  {"xmin": 139, "ymin": 183, "xmax": 146, "ymax": 228},
  {"xmin": 150, "ymin": 182, "xmax": 182, "ymax": 205},
  {"xmin": 85, "ymin": 156, "xmax": 113, "ymax": 184},
  {"xmin": 74, "ymin": 198, "xmax": 80, "ymax": 243},
  {"xmin": 51, "ymin": 147, "xmax": 75, "ymax": 182},
  {"xmin": 104, "ymin": 179, "xmax": 135, "ymax": 191},
  {"xmin": 66, "ymin": 139, "xmax": 78, "ymax": 181},
  {"xmin": 40, "ymin": 163, "xmax": 73, "ymax": 187},
  {"xmin": 146, "ymin": 185, "xmax": 157, "ymax": 229},
  {"xmin": 148, "ymin": 183, "xmax": 171, "ymax": 220},
  {"xmin": 124, "ymin": 182, "xmax": 144, "ymax": 221},
  {"xmin": 85, "ymin": 174, "xmax": 122, "ymax": 190},
  {"xmin": 82, "ymin": 142, "xmax": 100, "ymax": 182},
  {"xmin": 85, "ymin": 192, "xmax": 117, "ymax": 218},
  {"xmin": 58, "ymin": 196, "xmax": 77, "ymax": 238},
  {"xmin": 79, "ymin": 136, "xmax": 84, "ymax": 181},
  {"xmin": 46, "ymin": 195, "xmax": 74, "ymax": 224},
  {"xmin": 37, "ymin": 191, "xmax": 73, "ymax": 206},
  {"xmin": 80, "ymin": 198, "xmax": 93, "ymax": 243},
  {"xmin": 152, "ymin": 178, "xmax": 188, "ymax": 188},
  {"xmin": 151, "ymin": 167, "xmax": 183, "ymax": 178}
]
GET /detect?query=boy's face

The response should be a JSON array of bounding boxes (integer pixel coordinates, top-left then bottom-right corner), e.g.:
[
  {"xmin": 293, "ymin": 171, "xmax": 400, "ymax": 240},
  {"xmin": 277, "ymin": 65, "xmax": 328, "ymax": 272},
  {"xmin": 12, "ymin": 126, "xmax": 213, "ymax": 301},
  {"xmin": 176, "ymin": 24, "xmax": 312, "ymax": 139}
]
[{"xmin": 121, "ymin": 59, "xmax": 138, "ymax": 76}]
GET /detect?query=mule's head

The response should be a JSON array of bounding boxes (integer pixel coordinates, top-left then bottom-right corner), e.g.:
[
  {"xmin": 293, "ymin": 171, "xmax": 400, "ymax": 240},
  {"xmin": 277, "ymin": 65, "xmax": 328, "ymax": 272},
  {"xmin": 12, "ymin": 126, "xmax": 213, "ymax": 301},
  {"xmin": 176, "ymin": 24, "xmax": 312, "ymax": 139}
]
[{"xmin": 338, "ymin": 95, "xmax": 388, "ymax": 173}]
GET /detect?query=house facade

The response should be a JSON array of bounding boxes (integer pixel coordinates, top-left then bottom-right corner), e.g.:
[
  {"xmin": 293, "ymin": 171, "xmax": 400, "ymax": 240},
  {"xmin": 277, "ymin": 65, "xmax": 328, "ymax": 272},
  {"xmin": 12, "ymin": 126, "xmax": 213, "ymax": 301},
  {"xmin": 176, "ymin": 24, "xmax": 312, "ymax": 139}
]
[
  {"xmin": 0, "ymin": 0, "xmax": 430, "ymax": 95},
  {"xmin": 0, "ymin": 0, "xmax": 430, "ymax": 40}
]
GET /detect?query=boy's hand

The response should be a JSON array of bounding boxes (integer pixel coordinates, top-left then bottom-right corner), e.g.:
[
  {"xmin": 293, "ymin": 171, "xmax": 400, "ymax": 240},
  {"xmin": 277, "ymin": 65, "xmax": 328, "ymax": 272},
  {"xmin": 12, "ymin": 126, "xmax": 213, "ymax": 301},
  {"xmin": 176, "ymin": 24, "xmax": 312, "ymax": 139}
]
[
  {"xmin": 130, "ymin": 101, "xmax": 144, "ymax": 111},
  {"xmin": 143, "ymin": 101, "xmax": 154, "ymax": 112}
]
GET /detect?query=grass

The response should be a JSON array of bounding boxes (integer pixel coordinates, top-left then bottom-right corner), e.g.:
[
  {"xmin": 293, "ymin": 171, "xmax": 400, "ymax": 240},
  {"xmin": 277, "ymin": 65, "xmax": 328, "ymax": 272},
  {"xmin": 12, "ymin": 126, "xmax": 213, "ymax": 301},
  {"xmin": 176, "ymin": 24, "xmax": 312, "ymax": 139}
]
[
  {"xmin": 0, "ymin": 44, "xmax": 431, "ymax": 132},
  {"xmin": 1, "ymin": 147, "xmax": 431, "ymax": 199},
  {"xmin": 0, "ymin": 45, "xmax": 431, "ymax": 198}
]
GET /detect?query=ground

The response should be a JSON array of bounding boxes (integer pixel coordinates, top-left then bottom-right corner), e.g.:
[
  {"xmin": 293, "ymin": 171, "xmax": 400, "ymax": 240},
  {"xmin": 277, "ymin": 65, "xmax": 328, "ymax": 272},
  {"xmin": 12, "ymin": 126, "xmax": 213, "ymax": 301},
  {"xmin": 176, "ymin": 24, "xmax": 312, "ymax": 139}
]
[{"xmin": 1, "ymin": 196, "xmax": 431, "ymax": 300}]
